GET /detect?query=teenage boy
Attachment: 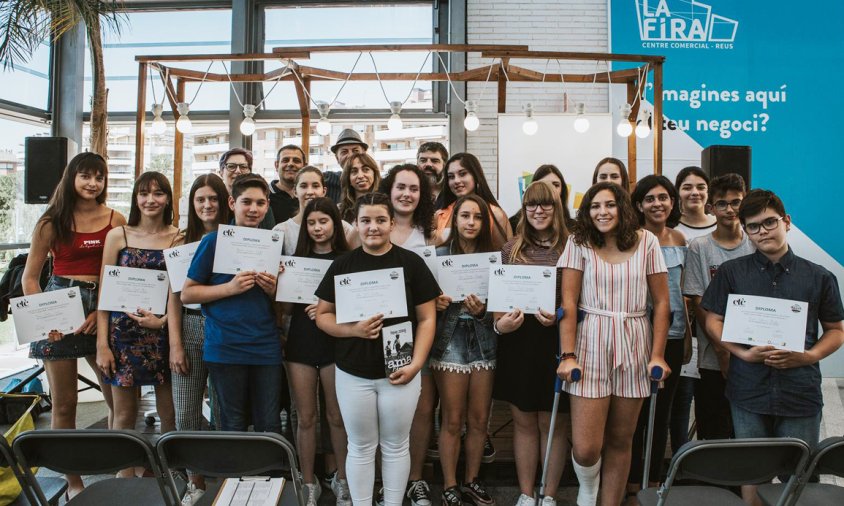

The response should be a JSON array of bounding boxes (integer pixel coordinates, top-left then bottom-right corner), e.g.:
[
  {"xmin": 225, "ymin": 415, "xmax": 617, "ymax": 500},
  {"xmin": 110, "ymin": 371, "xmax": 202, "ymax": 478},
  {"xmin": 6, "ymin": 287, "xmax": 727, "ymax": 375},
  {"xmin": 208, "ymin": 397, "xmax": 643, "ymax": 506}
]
[
  {"xmin": 181, "ymin": 174, "xmax": 283, "ymax": 432},
  {"xmin": 682, "ymin": 173, "xmax": 753, "ymax": 440},
  {"xmin": 218, "ymin": 148, "xmax": 275, "ymax": 229},
  {"xmin": 702, "ymin": 189, "xmax": 844, "ymax": 505},
  {"xmin": 269, "ymin": 144, "xmax": 306, "ymax": 223}
]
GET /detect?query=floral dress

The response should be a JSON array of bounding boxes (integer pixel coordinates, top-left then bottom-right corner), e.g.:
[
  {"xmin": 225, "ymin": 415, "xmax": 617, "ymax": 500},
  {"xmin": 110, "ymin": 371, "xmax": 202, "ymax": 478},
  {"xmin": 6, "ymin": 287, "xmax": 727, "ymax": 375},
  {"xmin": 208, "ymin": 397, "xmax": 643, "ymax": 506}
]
[{"xmin": 105, "ymin": 246, "xmax": 170, "ymax": 387}]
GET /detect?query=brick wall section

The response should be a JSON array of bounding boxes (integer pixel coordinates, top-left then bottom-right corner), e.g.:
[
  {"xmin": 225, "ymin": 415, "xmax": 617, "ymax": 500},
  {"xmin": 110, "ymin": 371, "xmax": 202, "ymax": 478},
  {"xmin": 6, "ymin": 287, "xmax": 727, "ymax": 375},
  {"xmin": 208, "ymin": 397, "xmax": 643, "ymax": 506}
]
[{"xmin": 466, "ymin": 0, "xmax": 609, "ymax": 193}]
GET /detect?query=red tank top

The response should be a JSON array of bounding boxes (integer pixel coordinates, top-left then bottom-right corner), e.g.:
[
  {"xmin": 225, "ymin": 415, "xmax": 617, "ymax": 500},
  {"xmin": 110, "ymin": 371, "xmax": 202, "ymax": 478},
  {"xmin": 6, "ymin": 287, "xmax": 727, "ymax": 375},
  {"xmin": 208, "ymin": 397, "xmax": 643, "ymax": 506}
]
[{"xmin": 52, "ymin": 210, "xmax": 115, "ymax": 276}]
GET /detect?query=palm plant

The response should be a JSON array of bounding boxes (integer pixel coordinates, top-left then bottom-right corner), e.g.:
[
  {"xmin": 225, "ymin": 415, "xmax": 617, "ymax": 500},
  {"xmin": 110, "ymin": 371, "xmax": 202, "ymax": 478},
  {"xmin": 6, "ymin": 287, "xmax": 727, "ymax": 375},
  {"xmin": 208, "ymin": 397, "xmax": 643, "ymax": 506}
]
[{"xmin": 0, "ymin": 1, "xmax": 125, "ymax": 156}]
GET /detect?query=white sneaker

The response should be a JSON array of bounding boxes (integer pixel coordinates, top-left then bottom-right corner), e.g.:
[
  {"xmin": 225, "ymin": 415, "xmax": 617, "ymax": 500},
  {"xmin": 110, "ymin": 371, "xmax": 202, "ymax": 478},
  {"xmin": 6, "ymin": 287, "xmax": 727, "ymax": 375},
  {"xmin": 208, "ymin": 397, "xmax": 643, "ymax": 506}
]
[
  {"xmin": 541, "ymin": 496, "xmax": 556, "ymax": 506},
  {"xmin": 330, "ymin": 473, "xmax": 352, "ymax": 506},
  {"xmin": 514, "ymin": 493, "xmax": 535, "ymax": 506},
  {"xmin": 305, "ymin": 482, "xmax": 322, "ymax": 506},
  {"xmin": 181, "ymin": 483, "xmax": 205, "ymax": 506}
]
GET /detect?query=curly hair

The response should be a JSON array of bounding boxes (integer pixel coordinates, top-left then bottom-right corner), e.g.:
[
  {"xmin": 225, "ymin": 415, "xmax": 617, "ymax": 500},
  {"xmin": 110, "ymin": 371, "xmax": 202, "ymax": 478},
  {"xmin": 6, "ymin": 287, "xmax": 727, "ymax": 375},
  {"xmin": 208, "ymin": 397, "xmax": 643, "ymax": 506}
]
[
  {"xmin": 340, "ymin": 153, "xmax": 381, "ymax": 222},
  {"xmin": 573, "ymin": 182, "xmax": 639, "ymax": 251},
  {"xmin": 379, "ymin": 164, "xmax": 435, "ymax": 241}
]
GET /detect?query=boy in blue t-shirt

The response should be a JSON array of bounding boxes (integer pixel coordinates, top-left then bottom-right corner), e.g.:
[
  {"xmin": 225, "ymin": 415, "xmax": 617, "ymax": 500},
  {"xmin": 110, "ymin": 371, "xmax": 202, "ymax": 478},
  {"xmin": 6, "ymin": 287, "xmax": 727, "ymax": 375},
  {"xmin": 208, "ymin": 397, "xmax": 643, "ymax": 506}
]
[{"xmin": 182, "ymin": 174, "xmax": 282, "ymax": 432}]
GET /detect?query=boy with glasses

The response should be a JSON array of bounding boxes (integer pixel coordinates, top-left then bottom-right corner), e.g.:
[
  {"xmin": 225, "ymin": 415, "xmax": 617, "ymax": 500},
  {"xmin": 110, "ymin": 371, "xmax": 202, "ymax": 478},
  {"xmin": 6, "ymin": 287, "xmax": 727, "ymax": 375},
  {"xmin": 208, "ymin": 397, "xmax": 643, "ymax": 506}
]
[
  {"xmin": 702, "ymin": 189, "xmax": 844, "ymax": 504},
  {"xmin": 682, "ymin": 173, "xmax": 753, "ymax": 440},
  {"xmin": 218, "ymin": 148, "xmax": 275, "ymax": 229}
]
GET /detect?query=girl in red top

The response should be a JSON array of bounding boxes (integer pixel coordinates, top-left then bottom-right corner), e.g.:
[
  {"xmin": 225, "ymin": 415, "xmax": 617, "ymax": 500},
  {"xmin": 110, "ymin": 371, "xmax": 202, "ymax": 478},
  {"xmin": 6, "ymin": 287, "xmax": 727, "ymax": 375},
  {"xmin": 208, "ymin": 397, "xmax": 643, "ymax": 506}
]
[{"xmin": 22, "ymin": 152, "xmax": 126, "ymax": 498}]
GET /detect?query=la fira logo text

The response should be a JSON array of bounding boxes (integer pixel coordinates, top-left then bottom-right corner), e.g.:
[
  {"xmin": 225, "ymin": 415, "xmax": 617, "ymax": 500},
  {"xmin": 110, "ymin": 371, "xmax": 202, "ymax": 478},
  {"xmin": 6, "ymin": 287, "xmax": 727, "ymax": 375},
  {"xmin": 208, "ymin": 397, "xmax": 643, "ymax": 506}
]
[{"xmin": 634, "ymin": 0, "xmax": 738, "ymax": 49}]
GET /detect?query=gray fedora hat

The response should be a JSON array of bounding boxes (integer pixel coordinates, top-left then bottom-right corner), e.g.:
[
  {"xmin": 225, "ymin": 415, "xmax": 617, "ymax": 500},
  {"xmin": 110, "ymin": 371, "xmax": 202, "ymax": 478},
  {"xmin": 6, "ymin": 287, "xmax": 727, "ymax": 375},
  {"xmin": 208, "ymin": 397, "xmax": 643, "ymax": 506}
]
[{"xmin": 330, "ymin": 128, "xmax": 369, "ymax": 154}]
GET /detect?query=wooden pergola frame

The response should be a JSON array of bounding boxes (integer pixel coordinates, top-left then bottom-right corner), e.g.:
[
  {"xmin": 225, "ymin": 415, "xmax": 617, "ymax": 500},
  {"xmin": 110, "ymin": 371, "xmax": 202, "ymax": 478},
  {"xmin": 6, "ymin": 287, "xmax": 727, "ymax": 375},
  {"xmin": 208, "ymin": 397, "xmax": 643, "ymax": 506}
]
[{"xmin": 134, "ymin": 44, "xmax": 665, "ymax": 215}]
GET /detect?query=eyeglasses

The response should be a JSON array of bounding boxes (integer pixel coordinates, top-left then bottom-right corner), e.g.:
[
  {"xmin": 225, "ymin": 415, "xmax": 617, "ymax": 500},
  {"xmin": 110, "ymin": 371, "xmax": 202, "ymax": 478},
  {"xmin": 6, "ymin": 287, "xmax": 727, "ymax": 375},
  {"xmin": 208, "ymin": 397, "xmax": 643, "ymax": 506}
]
[
  {"xmin": 224, "ymin": 163, "xmax": 251, "ymax": 174},
  {"xmin": 713, "ymin": 199, "xmax": 742, "ymax": 211},
  {"xmin": 525, "ymin": 201, "xmax": 554, "ymax": 212},
  {"xmin": 744, "ymin": 216, "xmax": 783, "ymax": 235}
]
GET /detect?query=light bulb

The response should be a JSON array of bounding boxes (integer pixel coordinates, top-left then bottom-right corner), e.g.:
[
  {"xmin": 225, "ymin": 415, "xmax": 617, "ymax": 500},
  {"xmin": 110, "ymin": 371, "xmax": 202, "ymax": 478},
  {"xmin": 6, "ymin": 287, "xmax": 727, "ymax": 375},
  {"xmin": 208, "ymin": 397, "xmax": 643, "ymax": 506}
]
[
  {"xmin": 573, "ymin": 103, "xmax": 589, "ymax": 133},
  {"xmin": 635, "ymin": 110, "xmax": 652, "ymax": 138},
  {"xmin": 240, "ymin": 104, "xmax": 257, "ymax": 136},
  {"xmin": 464, "ymin": 100, "xmax": 479, "ymax": 131},
  {"xmin": 150, "ymin": 103, "xmax": 166, "ymax": 135},
  {"xmin": 175, "ymin": 102, "xmax": 192, "ymax": 134},
  {"xmin": 316, "ymin": 102, "xmax": 332, "ymax": 135},
  {"xmin": 387, "ymin": 101, "xmax": 403, "ymax": 131},
  {"xmin": 616, "ymin": 103, "xmax": 633, "ymax": 137},
  {"xmin": 522, "ymin": 103, "xmax": 538, "ymax": 135}
]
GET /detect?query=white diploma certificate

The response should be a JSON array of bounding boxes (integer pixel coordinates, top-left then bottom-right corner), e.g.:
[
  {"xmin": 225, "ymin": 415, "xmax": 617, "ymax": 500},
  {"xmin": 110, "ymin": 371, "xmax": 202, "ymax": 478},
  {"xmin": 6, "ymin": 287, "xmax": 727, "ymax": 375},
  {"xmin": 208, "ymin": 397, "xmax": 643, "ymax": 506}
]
[
  {"xmin": 11, "ymin": 288, "xmax": 86, "ymax": 345},
  {"xmin": 721, "ymin": 294, "xmax": 808, "ymax": 352},
  {"xmin": 410, "ymin": 245, "xmax": 438, "ymax": 276},
  {"xmin": 275, "ymin": 256, "xmax": 333, "ymax": 304},
  {"xmin": 334, "ymin": 268, "xmax": 408, "ymax": 324},
  {"xmin": 164, "ymin": 241, "xmax": 200, "ymax": 292},
  {"xmin": 212, "ymin": 225, "xmax": 284, "ymax": 275},
  {"xmin": 98, "ymin": 265, "xmax": 170, "ymax": 315},
  {"xmin": 487, "ymin": 264, "xmax": 556, "ymax": 315},
  {"xmin": 437, "ymin": 252, "xmax": 502, "ymax": 301}
]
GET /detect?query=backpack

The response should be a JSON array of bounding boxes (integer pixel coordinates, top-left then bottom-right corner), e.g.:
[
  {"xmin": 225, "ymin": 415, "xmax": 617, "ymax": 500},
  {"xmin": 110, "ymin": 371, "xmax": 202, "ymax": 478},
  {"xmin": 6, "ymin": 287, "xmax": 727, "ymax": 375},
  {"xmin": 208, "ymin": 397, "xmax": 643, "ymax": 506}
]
[{"xmin": 0, "ymin": 254, "xmax": 51, "ymax": 321}]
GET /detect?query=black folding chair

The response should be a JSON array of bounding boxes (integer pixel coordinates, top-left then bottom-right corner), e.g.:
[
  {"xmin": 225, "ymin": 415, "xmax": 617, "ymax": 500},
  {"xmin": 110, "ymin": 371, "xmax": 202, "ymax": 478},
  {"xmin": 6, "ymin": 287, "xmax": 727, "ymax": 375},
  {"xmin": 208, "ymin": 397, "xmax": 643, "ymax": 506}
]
[
  {"xmin": 758, "ymin": 436, "xmax": 844, "ymax": 506},
  {"xmin": 156, "ymin": 431, "xmax": 305, "ymax": 506},
  {"xmin": 0, "ymin": 436, "xmax": 66, "ymax": 505},
  {"xmin": 12, "ymin": 429, "xmax": 175, "ymax": 506},
  {"xmin": 637, "ymin": 437, "xmax": 811, "ymax": 506}
]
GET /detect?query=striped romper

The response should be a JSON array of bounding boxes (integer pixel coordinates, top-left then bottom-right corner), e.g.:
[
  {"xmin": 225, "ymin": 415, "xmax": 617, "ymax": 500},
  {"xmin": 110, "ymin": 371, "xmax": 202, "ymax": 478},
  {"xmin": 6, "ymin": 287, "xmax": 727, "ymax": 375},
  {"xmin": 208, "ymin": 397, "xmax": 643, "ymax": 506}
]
[{"xmin": 557, "ymin": 230, "xmax": 667, "ymax": 398}]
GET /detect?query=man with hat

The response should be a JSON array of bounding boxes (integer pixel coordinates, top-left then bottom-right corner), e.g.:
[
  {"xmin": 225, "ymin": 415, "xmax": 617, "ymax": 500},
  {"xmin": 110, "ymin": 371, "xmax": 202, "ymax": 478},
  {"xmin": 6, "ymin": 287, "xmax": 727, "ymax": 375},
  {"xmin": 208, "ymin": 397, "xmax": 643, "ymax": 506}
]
[{"xmin": 324, "ymin": 129, "xmax": 370, "ymax": 204}]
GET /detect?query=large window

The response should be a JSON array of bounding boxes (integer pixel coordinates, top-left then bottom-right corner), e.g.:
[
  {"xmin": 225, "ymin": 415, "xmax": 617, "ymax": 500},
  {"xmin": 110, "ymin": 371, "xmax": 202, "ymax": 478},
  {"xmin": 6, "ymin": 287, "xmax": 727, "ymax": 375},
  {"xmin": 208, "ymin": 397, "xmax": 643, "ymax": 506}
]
[
  {"xmin": 0, "ymin": 40, "xmax": 50, "ymax": 110},
  {"xmin": 84, "ymin": 9, "xmax": 233, "ymax": 113}
]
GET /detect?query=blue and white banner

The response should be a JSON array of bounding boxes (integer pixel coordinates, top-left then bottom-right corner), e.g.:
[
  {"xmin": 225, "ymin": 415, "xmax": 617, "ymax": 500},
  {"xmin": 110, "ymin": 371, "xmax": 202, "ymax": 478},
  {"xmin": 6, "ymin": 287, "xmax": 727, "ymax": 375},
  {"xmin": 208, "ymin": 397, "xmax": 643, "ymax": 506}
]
[{"xmin": 611, "ymin": 0, "xmax": 844, "ymax": 374}]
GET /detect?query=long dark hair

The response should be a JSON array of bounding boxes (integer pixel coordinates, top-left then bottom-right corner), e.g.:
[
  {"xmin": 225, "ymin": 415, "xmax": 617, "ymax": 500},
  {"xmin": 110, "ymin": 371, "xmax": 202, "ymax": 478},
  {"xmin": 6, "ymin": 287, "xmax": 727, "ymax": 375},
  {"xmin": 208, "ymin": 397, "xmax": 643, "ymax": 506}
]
[
  {"xmin": 441, "ymin": 152, "xmax": 508, "ymax": 241},
  {"xmin": 379, "ymin": 164, "xmax": 435, "ymax": 240},
  {"xmin": 294, "ymin": 197, "xmax": 350, "ymax": 257},
  {"xmin": 39, "ymin": 152, "xmax": 109, "ymax": 247},
  {"xmin": 573, "ymin": 181, "xmax": 639, "ymax": 251},
  {"xmin": 184, "ymin": 174, "xmax": 230, "ymax": 244},
  {"xmin": 631, "ymin": 175, "xmax": 682, "ymax": 228},
  {"xmin": 445, "ymin": 194, "xmax": 495, "ymax": 255},
  {"xmin": 128, "ymin": 171, "xmax": 174, "ymax": 226},
  {"xmin": 340, "ymin": 153, "xmax": 381, "ymax": 222}
]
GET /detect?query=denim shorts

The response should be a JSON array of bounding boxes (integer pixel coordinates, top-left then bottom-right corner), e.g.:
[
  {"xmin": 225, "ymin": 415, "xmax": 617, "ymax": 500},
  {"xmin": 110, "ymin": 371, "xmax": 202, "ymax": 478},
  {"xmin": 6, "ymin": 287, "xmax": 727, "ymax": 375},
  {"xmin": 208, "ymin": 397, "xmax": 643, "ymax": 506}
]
[
  {"xmin": 730, "ymin": 403, "xmax": 822, "ymax": 448},
  {"xmin": 430, "ymin": 318, "xmax": 496, "ymax": 373},
  {"xmin": 29, "ymin": 276, "xmax": 98, "ymax": 360}
]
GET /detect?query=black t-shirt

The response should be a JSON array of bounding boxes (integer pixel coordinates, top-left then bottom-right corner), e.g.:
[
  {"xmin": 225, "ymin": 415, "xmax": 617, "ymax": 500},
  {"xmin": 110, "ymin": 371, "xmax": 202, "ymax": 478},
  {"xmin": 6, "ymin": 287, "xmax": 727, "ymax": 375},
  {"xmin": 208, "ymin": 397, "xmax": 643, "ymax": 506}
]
[
  {"xmin": 269, "ymin": 181, "xmax": 299, "ymax": 224},
  {"xmin": 287, "ymin": 250, "xmax": 339, "ymax": 365},
  {"xmin": 315, "ymin": 245, "xmax": 441, "ymax": 379}
]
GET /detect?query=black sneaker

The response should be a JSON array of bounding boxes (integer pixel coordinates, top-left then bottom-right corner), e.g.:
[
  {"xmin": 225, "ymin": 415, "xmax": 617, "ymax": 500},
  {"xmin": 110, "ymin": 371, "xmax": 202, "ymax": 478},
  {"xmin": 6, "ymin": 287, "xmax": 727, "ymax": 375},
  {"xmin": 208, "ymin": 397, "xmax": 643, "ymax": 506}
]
[
  {"xmin": 442, "ymin": 486, "xmax": 464, "ymax": 506},
  {"xmin": 405, "ymin": 480, "xmax": 432, "ymax": 506},
  {"xmin": 481, "ymin": 435, "xmax": 496, "ymax": 464},
  {"xmin": 322, "ymin": 469, "xmax": 336, "ymax": 490},
  {"xmin": 375, "ymin": 487, "xmax": 384, "ymax": 506},
  {"xmin": 462, "ymin": 479, "xmax": 495, "ymax": 506}
]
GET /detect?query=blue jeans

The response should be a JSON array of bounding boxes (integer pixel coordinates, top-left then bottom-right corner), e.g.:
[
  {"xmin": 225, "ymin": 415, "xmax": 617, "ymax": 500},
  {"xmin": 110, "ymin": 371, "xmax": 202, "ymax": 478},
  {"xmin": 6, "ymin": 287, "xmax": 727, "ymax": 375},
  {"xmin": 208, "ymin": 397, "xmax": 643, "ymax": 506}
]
[
  {"xmin": 206, "ymin": 362, "xmax": 283, "ymax": 433},
  {"xmin": 730, "ymin": 403, "xmax": 821, "ymax": 448},
  {"xmin": 670, "ymin": 376, "xmax": 697, "ymax": 452}
]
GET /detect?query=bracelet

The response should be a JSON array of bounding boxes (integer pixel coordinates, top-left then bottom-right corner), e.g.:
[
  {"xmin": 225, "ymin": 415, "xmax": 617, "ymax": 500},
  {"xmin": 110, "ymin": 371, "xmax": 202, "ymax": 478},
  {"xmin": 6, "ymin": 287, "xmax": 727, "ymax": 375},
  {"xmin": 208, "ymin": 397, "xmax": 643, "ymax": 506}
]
[
  {"xmin": 560, "ymin": 352, "xmax": 577, "ymax": 361},
  {"xmin": 493, "ymin": 318, "xmax": 503, "ymax": 335}
]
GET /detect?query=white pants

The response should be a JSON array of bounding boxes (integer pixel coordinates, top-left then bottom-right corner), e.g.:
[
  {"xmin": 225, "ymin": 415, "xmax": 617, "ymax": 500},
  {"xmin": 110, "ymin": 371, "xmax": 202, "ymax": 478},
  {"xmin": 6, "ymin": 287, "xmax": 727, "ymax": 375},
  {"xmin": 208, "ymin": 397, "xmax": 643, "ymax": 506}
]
[{"xmin": 335, "ymin": 367, "xmax": 421, "ymax": 506}]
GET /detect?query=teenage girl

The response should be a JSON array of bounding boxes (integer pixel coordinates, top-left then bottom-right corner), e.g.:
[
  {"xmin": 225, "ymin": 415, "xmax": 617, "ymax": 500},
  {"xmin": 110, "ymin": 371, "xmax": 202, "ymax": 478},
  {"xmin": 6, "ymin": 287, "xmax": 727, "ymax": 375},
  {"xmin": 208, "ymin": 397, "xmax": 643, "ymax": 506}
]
[
  {"xmin": 339, "ymin": 153, "xmax": 382, "ymax": 222},
  {"xmin": 626, "ymin": 176, "xmax": 689, "ymax": 501},
  {"xmin": 432, "ymin": 194, "xmax": 497, "ymax": 506},
  {"xmin": 22, "ymin": 152, "xmax": 125, "ymax": 498},
  {"xmin": 434, "ymin": 153, "xmax": 512, "ymax": 249},
  {"xmin": 674, "ymin": 166, "xmax": 716, "ymax": 241},
  {"xmin": 315, "ymin": 192, "xmax": 440, "ymax": 506},
  {"xmin": 96, "ymin": 171, "xmax": 181, "ymax": 477},
  {"xmin": 167, "ymin": 174, "xmax": 230, "ymax": 502},
  {"xmin": 592, "ymin": 157, "xmax": 631, "ymax": 192},
  {"xmin": 282, "ymin": 197, "xmax": 352, "ymax": 506},
  {"xmin": 379, "ymin": 164, "xmax": 437, "ymax": 505},
  {"xmin": 494, "ymin": 182, "xmax": 570, "ymax": 506},
  {"xmin": 557, "ymin": 182, "xmax": 670, "ymax": 506}
]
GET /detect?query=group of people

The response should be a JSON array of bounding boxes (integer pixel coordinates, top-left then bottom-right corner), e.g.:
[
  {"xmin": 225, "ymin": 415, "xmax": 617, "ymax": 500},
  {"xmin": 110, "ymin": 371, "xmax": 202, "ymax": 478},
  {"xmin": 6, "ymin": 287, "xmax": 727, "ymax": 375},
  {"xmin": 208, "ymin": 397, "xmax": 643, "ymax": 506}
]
[{"xmin": 20, "ymin": 127, "xmax": 844, "ymax": 506}]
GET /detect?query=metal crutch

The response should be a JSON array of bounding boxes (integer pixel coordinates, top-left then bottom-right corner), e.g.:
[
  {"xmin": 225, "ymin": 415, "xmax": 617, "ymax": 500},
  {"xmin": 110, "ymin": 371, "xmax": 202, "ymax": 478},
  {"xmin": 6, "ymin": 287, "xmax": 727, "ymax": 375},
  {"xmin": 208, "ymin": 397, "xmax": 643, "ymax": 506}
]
[
  {"xmin": 642, "ymin": 365, "xmax": 664, "ymax": 489},
  {"xmin": 537, "ymin": 306, "xmax": 582, "ymax": 506}
]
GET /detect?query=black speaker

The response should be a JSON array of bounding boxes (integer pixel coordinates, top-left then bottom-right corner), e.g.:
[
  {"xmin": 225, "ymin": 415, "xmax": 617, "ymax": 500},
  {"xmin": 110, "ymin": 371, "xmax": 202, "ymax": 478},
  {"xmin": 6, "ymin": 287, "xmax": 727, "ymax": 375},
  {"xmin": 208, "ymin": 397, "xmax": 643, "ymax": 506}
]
[
  {"xmin": 25, "ymin": 137, "xmax": 73, "ymax": 204},
  {"xmin": 701, "ymin": 145, "xmax": 751, "ymax": 188}
]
